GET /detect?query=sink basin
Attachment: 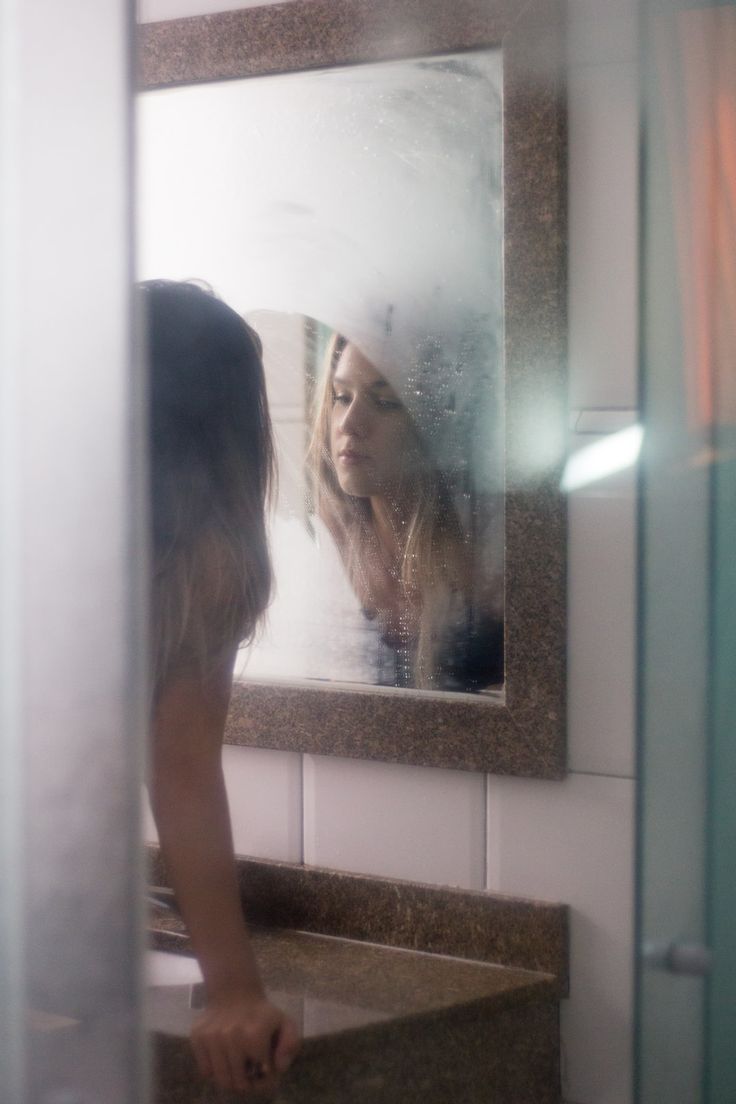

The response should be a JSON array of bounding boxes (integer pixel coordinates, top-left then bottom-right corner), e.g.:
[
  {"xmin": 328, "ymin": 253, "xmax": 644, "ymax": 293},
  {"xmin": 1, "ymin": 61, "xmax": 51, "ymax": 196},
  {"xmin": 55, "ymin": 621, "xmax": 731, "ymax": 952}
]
[
  {"xmin": 146, "ymin": 949, "xmax": 202, "ymax": 989},
  {"xmin": 145, "ymin": 950, "xmax": 206, "ymax": 1035}
]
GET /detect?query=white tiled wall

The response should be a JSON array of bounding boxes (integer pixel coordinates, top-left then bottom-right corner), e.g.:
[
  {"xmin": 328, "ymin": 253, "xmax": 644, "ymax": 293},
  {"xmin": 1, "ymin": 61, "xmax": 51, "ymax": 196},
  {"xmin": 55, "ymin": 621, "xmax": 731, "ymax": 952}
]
[
  {"xmin": 222, "ymin": 746, "xmax": 303, "ymax": 862},
  {"xmin": 487, "ymin": 773, "xmax": 635, "ymax": 1104},
  {"xmin": 567, "ymin": 433, "xmax": 637, "ymax": 779},
  {"xmin": 568, "ymin": 61, "xmax": 638, "ymax": 410},
  {"xmin": 303, "ymin": 755, "xmax": 487, "ymax": 889},
  {"xmin": 567, "ymin": 0, "xmax": 638, "ymax": 66},
  {"xmin": 141, "ymin": 3, "xmax": 641, "ymax": 1102},
  {"xmin": 144, "ymin": 746, "xmax": 303, "ymax": 862}
]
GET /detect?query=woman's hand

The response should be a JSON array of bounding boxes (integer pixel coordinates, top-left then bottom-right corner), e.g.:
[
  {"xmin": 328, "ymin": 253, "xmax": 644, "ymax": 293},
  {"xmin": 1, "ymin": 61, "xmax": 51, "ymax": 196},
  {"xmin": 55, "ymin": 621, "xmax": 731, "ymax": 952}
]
[
  {"xmin": 190, "ymin": 990, "xmax": 301, "ymax": 1097},
  {"xmin": 151, "ymin": 661, "xmax": 300, "ymax": 1094}
]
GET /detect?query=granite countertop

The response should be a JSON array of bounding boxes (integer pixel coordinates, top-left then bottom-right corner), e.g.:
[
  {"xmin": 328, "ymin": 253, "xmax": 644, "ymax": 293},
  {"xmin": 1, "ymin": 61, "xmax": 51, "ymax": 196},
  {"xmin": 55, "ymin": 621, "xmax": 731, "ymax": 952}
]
[
  {"xmin": 149, "ymin": 910, "xmax": 561, "ymax": 1103},
  {"xmin": 146, "ymin": 852, "xmax": 566, "ymax": 1101},
  {"xmin": 148, "ymin": 910, "xmax": 556, "ymax": 1043},
  {"xmin": 30, "ymin": 867, "xmax": 564, "ymax": 1103}
]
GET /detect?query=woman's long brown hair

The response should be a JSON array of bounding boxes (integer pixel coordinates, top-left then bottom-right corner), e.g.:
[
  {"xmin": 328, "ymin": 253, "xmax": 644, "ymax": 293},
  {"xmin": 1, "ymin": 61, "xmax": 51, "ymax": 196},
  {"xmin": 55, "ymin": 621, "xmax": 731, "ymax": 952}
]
[
  {"xmin": 142, "ymin": 280, "xmax": 274, "ymax": 694},
  {"xmin": 306, "ymin": 333, "xmax": 470, "ymax": 689}
]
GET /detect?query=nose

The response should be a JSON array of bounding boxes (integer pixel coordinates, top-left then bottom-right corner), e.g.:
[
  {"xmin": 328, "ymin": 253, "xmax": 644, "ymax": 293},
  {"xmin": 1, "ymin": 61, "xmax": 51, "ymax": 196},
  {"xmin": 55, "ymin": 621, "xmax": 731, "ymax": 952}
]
[{"xmin": 339, "ymin": 395, "xmax": 368, "ymax": 438}]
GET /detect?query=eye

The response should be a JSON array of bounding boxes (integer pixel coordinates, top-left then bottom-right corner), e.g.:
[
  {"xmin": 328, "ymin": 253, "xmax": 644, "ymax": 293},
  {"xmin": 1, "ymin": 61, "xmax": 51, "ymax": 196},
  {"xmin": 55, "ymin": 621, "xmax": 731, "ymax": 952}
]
[
  {"xmin": 373, "ymin": 396, "xmax": 402, "ymax": 411},
  {"xmin": 331, "ymin": 390, "xmax": 351, "ymax": 406}
]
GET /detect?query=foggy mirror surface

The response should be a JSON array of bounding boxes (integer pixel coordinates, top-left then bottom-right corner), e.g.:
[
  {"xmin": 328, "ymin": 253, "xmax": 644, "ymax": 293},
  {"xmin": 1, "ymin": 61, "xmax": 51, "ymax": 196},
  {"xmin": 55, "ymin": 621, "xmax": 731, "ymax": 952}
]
[{"xmin": 138, "ymin": 50, "xmax": 504, "ymax": 694}]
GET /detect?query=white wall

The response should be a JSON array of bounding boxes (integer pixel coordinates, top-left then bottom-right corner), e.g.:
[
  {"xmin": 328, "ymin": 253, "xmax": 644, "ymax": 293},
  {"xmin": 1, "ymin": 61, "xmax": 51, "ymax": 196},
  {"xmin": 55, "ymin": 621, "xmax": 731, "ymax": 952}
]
[{"xmin": 141, "ymin": 2, "xmax": 640, "ymax": 1101}]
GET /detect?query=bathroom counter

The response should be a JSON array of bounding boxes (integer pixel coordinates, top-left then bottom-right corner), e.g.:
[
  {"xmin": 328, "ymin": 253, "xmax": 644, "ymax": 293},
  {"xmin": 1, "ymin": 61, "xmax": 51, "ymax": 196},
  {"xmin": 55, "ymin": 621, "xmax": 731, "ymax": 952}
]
[
  {"xmin": 149, "ymin": 912, "xmax": 556, "ymax": 1039},
  {"xmin": 149, "ymin": 913, "xmax": 561, "ymax": 1103},
  {"xmin": 147, "ymin": 849, "xmax": 565, "ymax": 1101}
]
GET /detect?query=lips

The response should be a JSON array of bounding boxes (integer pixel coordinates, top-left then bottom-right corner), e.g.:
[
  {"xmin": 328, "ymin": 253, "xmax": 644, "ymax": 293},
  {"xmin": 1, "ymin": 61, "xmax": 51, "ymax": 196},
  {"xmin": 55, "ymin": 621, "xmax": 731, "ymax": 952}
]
[{"xmin": 338, "ymin": 449, "xmax": 369, "ymax": 463}]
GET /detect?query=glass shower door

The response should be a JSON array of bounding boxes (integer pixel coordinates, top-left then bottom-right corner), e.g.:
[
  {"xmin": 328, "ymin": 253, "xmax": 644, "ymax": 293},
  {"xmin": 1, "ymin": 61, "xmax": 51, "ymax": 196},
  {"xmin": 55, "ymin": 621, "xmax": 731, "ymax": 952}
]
[
  {"xmin": 636, "ymin": 2, "xmax": 736, "ymax": 1100},
  {"xmin": 0, "ymin": 1, "xmax": 146, "ymax": 1101}
]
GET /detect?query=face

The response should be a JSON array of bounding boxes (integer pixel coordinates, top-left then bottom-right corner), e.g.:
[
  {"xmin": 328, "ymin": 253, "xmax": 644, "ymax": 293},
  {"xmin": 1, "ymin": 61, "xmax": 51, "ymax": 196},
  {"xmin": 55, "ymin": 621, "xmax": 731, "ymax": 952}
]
[{"xmin": 329, "ymin": 343, "xmax": 422, "ymax": 499}]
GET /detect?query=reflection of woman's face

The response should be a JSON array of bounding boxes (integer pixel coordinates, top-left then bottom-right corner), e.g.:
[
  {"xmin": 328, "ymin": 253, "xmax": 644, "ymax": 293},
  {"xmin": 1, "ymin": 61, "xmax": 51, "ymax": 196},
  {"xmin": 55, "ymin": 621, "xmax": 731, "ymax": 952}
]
[{"xmin": 329, "ymin": 343, "xmax": 421, "ymax": 499}]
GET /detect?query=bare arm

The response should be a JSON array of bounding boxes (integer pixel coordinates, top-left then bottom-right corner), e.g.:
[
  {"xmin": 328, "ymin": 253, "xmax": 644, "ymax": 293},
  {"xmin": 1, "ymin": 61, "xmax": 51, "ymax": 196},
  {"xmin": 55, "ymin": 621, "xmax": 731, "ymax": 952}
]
[{"xmin": 149, "ymin": 653, "xmax": 300, "ymax": 1094}]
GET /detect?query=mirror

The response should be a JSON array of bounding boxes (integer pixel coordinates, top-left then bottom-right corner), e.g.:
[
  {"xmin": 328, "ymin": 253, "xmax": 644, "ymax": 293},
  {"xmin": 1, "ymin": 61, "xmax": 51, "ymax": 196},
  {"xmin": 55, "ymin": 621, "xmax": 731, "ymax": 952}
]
[
  {"xmin": 138, "ymin": 51, "xmax": 504, "ymax": 694},
  {"xmin": 137, "ymin": 0, "xmax": 566, "ymax": 775}
]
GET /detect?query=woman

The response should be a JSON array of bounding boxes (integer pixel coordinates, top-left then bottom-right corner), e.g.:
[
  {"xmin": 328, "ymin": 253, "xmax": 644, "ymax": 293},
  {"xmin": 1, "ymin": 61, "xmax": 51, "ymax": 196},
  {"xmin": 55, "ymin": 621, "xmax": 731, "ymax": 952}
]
[
  {"xmin": 143, "ymin": 280, "xmax": 300, "ymax": 1096},
  {"xmin": 307, "ymin": 333, "xmax": 503, "ymax": 691}
]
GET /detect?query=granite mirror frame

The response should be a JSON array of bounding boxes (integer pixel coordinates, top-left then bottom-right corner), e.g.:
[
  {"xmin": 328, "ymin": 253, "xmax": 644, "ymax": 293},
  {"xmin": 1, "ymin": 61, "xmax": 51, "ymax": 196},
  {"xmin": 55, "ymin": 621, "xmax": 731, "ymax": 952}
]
[{"xmin": 137, "ymin": 0, "xmax": 567, "ymax": 778}]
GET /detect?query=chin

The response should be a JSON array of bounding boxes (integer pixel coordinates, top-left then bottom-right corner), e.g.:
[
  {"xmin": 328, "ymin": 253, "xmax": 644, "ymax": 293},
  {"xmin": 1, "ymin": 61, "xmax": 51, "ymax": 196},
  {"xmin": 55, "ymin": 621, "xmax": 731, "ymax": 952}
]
[{"xmin": 339, "ymin": 476, "xmax": 374, "ymax": 498}]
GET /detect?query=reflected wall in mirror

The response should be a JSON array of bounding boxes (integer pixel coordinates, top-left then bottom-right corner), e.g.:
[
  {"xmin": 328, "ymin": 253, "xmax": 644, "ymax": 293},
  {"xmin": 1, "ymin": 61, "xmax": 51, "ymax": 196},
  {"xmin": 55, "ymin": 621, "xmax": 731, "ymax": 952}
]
[
  {"xmin": 138, "ymin": 0, "xmax": 566, "ymax": 776},
  {"xmin": 138, "ymin": 52, "xmax": 504, "ymax": 695}
]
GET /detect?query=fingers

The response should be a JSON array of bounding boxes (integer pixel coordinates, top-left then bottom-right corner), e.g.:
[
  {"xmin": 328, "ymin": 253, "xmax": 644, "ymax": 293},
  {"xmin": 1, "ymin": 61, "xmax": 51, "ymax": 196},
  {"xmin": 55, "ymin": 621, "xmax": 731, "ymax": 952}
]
[
  {"xmin": 209, "ymin": 1037, "xmax": 236, "ymax": 1094},
  {"xmin": 244, "ymin": 1061, "xmax": 280, "ymax": 1100},
  {"xmin": 224, "ymin": 1029, "xmax": 271, "ymax": 1094},
  {"xmin": 190, "ymin": 1001, "xmax": 301, "ymax": 1097},
  {"xmin": 192, "ymin": 1029, "xmax": 234, "ymax": 1093},
  {"xmin": 189, "ymin": 1028, "xmax": 214, "ymax": 1084},
  {"xmin": 192, "ymin": 1022, "xmax": 286, "ymax": 1096},
  {"xmin": 274, "ymin": 1016, "xmax": 301, "ymax": 1073}
]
